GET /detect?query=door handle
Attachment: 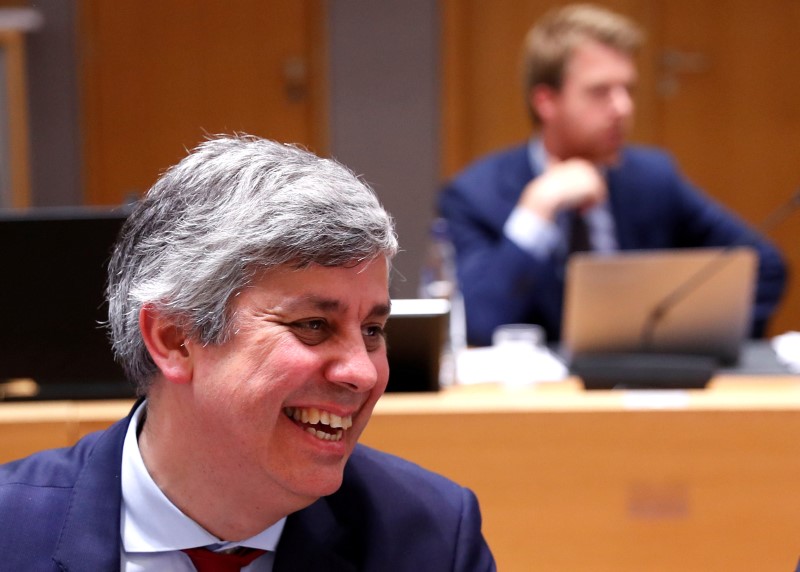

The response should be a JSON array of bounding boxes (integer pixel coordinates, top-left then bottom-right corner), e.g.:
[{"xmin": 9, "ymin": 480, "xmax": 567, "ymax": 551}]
[{"xmin": 658, "ymin": 49, "xmax": 711, "ymax": 97}]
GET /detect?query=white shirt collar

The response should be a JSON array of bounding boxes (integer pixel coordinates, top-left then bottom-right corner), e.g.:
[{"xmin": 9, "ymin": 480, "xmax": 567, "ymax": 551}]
[
  {"xmin": 120, "ymin": 401, "xmax": 286, "ymax": 554},
  {"xmin": 527, "ymin": 137, "xmax": 548, "ymax": 174}
]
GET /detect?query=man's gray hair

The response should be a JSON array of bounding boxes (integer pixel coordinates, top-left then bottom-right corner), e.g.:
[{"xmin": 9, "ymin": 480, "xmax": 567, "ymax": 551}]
[{"xmin": 107, "ymin": 134, "xmax": 398, "ymax": 392}]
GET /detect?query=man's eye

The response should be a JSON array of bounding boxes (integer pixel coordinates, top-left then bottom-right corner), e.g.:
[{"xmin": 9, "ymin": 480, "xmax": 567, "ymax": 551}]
[
  {"xmin": 588, "ymin": 85, "xmax": 610, "ymax": 99},
  {"xmin": 362, "ymin": 324, "xmax": 386, "ymax": 351},
  {"xmin": 292, "ymin": 319, "xmax": 329, "ymax": 344},
  {"xmin": 362, "ymin": 324, "xmax": 385, "ymax": 338}
]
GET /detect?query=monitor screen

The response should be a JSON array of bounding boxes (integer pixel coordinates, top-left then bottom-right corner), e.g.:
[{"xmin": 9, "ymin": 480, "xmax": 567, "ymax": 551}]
[
  {"xmin": 384, "ymin": 298, "xmax": 449, "ymax": 392},
  {"xmin": 0, "ymin": 207, "xmax": 135, "ymax": 400}
]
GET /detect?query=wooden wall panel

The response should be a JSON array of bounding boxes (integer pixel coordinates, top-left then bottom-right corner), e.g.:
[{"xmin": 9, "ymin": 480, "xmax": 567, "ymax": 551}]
[
  {"xmin": 0, "ymin": 28, "xmax": 32, "ymax": 207},
  {"xmin": 652, "ymin": 0, "xmax": 800, "ymax": 335},
  {"xmin": 78, "ymin": 0, "xmax": 327, "ymax": 205}
]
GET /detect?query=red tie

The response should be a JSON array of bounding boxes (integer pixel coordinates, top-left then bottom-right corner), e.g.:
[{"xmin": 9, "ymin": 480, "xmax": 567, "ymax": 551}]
[{"xmin": 182, "ymin": 547, "xmax": 267, "ymax": 572}]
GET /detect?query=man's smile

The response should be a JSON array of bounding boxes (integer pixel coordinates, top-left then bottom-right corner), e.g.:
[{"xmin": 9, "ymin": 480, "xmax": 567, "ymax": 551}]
[{"xmin": 283, "ymin": 407, "xmax": 354, "ymax": 442}]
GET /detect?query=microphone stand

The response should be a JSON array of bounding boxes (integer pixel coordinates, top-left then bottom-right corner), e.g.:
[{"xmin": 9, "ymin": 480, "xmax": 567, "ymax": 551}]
[
  {"xmin": 641, "ymin": 188, "xmax": 800, "ymax": 351},
  {"xmin": 639, "ymin": 251, "xmax": 740, "ymax": 351}
]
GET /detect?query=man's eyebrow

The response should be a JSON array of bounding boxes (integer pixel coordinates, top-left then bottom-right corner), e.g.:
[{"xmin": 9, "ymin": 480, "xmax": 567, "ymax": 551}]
[
  {"xmin": 304, "ymin": 296, "xmax": 341, "ymax": 313},
  {"xmin": 285, "ymin": 296, "xmax": 392, "ymax": 318},
  {"xmin": 370, "ymin": 302, "xmax": 392, "ymax": 320}
]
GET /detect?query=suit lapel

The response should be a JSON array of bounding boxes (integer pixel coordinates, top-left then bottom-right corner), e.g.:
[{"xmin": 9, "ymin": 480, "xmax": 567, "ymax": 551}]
[
  {"xmin": 497, "ymin": 145, "xmax": 535, "ymax": 204},
  {"xmin": 52, "ymin": 408, "xmax": 135, "ymax": 572}
]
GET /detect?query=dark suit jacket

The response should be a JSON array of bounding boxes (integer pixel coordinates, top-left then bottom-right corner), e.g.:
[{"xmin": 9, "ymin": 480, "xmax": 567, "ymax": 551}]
[
  {"xmin": 0, "ymin": 405, "xmax": 495, "ymax": 571},
  {"xmin": 439, "ymin": 143, "xmax": 787, "ymax": 346}
]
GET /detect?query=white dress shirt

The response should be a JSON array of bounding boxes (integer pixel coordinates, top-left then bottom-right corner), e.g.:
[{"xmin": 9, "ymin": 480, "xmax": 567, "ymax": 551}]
[
  {"xmin": 503, "ymin": 139, "xmax": 618, "ymax": 259},
  {"xmin": 120, "ymin": 401, "xmax": 286, "ymax": 571}
]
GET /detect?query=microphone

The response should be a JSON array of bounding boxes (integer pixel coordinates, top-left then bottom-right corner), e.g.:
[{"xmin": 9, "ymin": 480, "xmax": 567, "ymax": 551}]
[
  {"xmin": 640, "ymin": 187, "xmax": 800, "ymax": 350},
  {"xmin": 573, "ymin": 187, "xmax": 800, "ymax": 390}
]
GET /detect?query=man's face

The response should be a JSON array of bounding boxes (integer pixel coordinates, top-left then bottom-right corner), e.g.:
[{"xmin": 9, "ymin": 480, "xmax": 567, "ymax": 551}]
[
  {"xmin": 537, "ymin": 40, "xmax": 637, "ymax": 164},
  {"xmin": 187, "ymin": 258, "xmax": 391, "ymax": 505}
]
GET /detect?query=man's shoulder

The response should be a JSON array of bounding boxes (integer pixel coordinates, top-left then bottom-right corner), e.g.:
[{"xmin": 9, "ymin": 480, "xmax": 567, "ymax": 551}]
[
  {"xmin": 0, "ymin": 430, "xmax": 104, "ymax": 559},
  {"xmin": 333, "ymin": 445, "xmax": 483, "ymax": 554},
  {"xmin": 619, "ymin": 144, "xmax": 677, "ymax": 171},
  {"xmin": 283, "ymin": 445, "xmax": 494, "ymax": 570},
  {"xmin": 0, "ymin": 413, "xmax": 129, "ymax": 497},
  {"xmin": 450, "ymin": 143, "xmax": 530, "ymax": 185},
  {"xmin": 0, "ymin": 429, "xmax": 104, "ymax": 488},
  {"xmin": 343, "ymin": 444, "xmax": 469, "ymax": 511},
  {"xmin": 0, "ymin": 421, "xmax": 127, "ymax": 570}
]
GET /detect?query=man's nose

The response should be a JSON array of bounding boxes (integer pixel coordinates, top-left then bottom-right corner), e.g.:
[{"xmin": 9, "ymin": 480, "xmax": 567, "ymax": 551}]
[
  {"xmin": 324, "ymin": 338, "xmax": 381, "ymax": 392},
  {"xmin": 610, "ymin": 85, "xmax": 634, "ymax": 118}
]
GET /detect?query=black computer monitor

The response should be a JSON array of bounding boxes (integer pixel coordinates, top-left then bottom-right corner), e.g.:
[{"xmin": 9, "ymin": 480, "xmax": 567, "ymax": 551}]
[
  {"xmin": 384, "ymin": 299, "xmax": 449, "ymax": 392},
  {"xmin": 0, "ymin": 206, "xmax": 135, "ymax": 400}
]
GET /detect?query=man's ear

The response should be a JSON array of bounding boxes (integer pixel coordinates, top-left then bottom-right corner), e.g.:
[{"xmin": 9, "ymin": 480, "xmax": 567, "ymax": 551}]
[
  {"xmin": 530, "ymin": 84, "xmax": 559, "ymax": 124},
  {"xmin": 139, "ymin": 304, "xmax": 193, "ymax": 384}
]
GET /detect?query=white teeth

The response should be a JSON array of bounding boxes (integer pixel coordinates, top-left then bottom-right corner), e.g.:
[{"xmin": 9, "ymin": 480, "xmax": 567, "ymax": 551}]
[
  {"xmin": 305, "ymin": 426, "xmax": 344, "ymax": 442},
  {"xmin": 285, "ymin": 407, "xmax": 353, "ymax": 432}
]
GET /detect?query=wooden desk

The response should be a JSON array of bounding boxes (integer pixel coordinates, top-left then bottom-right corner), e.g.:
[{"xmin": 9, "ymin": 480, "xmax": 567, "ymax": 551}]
[{"xmin": 2, "ymin": 376, "xmax": 800, "ymax": 571}]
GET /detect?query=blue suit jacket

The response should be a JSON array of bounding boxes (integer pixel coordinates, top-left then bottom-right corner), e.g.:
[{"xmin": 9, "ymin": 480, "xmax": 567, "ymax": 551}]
[
  {"xmin": 439, "ymin": 143, "xmax": 787, "ymax": 346},
  {"xmin": 0, "ymin": 405, "xmax": 495, "ymax": 571}
]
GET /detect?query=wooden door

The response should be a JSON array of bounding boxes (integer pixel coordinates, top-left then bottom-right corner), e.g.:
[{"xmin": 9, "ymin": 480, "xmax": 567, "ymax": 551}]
[
  {"xmin": 78, "ymin": 0, "xmax": 327, "ymax": 205},
  {"xmin": 441, "ymin": 0, "xmax": 800, "ymax": 335},
  {"xmin": 0, "ymin": 28, "xmax": 32, "ymax": 207},
  {"xmin": 646, "ymin": 0, "xmax": 800, "ymax": 334}
]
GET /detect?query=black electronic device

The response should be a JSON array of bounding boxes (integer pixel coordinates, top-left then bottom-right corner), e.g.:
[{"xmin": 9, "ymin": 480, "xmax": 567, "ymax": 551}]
[
  {"xmin": 0, "ymin": 207, "xmax": 135, "ymax": 400},
  {"xmin": 384, "ymin": 298, "xmax": 449, "ymax": 392}
]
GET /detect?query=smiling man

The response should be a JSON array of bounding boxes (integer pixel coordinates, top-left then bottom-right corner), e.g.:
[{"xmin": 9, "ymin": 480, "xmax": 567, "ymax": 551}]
[
  {"xmin": 0, "ymin": 135, "xmax": 496, "ymax": 571},
  {"xmin": 439, "ymin": 3, "xmax": 786, "ymax": 346}
]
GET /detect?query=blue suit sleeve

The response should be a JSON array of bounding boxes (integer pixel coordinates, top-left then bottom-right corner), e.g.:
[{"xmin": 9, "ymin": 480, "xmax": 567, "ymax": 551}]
[
  {"xmin": 439, "ymin": 169, "xmax": 565, "ymax": 345},
  {"xmin": 453, "ymin": 487, "xmax": 497, "ymax": 571}
]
